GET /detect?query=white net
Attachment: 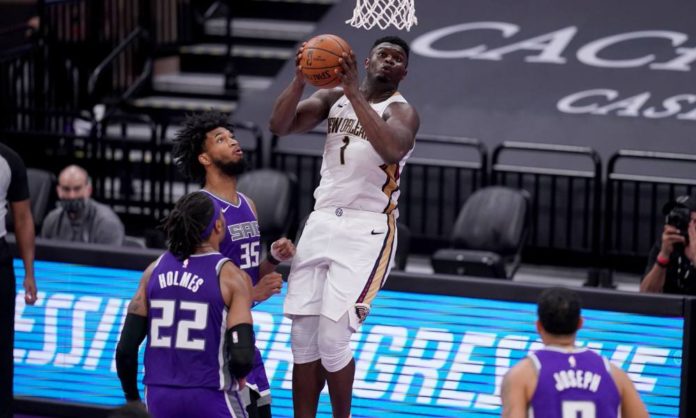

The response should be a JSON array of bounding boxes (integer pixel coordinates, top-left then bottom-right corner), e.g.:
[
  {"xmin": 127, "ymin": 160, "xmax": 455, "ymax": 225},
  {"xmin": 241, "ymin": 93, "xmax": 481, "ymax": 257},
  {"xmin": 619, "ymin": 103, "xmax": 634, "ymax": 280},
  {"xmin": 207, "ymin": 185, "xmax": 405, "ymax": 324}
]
[{"xmin": 346, "ymin": 0, "xmax": 418, "ymax": 31}]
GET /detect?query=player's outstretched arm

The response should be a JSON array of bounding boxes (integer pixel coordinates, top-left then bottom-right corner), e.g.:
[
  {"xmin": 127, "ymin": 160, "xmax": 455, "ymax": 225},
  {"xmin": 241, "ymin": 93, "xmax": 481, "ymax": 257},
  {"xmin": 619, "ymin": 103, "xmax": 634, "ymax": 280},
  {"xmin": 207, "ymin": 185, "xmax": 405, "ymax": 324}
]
[
  {"xmin": 610, "ymin": 364, "xmax": 649, "ymax": 418},
  {"xmin": 253, "ymin": 272, "xmax": 283, "ymax": 303},
  {"xmin": 501, "ymin": 359, "xmax": 534, "ymax": 418},
  {"xmin": 258, "ymin": 237, "xmax": 295, "ymax": 278},
  {"xmin": 116, "ymin": 262, "xmax": 155, "ymax": 402},
  {"xmin": 269, "ymin": 84, "xmax": 343, "ymax": 136},
  {"xmin": 269, "ymin": 45, "xmax": 345, "ymax": 136}
]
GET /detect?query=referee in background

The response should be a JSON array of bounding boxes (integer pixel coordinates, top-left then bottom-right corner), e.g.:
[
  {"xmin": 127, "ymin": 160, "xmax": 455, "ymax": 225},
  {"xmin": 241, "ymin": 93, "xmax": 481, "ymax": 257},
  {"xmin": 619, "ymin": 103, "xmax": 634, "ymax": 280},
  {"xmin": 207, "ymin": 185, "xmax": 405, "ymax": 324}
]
[{"xmin": 0, "ymin": 142, "xmax": 38, "ymax": 418}]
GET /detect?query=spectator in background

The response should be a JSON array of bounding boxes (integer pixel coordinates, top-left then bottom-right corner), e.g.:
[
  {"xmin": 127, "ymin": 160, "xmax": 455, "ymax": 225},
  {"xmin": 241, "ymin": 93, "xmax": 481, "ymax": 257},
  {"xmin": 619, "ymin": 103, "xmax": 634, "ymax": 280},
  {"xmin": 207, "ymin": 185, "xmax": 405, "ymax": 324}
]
[
  {"xmin": 41, "ymin": 164, "xmax": 125, "ymax": 245},
  {"xmin": 0, "ymin": 142, "xmax": 38, "ymax": 418},
  {"xmin": 640, "ymin": 195, "xmax": 696, "ymax": 295}
]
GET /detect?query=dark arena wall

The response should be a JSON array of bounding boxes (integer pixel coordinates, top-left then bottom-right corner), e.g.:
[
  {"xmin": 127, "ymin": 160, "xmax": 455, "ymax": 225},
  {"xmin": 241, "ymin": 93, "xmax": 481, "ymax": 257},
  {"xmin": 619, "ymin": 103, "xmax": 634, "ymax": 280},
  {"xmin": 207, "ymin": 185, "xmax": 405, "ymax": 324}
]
[
  {"xmin": 236, "ymin": 0, "xmax": 696, "ymax": 268},
  {"xmin": 237, "ymin": 0, "xmax": 696, "ymax": 161}
]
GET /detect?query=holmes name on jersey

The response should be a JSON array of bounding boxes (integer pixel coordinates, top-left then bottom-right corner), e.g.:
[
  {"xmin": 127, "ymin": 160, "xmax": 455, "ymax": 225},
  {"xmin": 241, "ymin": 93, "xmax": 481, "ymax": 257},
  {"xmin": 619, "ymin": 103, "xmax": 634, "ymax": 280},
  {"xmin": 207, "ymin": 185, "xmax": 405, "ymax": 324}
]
[{"xmin": 157, "ymin": 270, "xmax": 205, "ymax": 292}]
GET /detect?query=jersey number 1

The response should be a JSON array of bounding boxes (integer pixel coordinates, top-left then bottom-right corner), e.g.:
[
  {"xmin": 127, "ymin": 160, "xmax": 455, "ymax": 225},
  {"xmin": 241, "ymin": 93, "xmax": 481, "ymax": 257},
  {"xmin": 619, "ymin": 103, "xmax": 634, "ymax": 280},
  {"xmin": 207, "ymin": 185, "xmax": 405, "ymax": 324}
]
[{"xmin": 340, "ymin": 136, "xmax": 350, "ymax": 165}]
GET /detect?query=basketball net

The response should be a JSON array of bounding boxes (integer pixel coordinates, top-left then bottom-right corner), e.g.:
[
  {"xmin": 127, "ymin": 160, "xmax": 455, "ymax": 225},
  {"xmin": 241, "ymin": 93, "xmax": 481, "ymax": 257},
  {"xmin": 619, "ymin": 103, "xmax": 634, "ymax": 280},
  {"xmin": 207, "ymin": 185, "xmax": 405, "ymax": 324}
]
[{"xmin": 346, "ymin": 0, "xmax": 418, "ymax": 31}]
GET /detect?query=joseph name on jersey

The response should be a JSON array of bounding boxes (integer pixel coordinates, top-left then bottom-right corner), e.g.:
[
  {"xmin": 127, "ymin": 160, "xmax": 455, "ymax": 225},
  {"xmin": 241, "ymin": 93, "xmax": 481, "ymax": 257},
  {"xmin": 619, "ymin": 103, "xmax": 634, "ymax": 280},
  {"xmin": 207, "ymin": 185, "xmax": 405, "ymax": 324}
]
[
  {"xmin": 552, "ymin": 368, "xmax": 602, "ymax": 392},
  {"xmin": 529, "ymin": 347, "xmax": 620, "ymax": 418},
  {"xmin": 313, "ymin": 93, "xmax": 413, "ymax": 216}
]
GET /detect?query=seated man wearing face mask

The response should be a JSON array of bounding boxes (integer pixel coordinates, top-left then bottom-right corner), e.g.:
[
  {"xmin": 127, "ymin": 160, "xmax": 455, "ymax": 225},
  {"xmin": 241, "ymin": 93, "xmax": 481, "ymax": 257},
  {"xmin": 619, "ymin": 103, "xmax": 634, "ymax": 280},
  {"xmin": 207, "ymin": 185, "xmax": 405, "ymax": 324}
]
[{"xmin": 41, "ymin": 165, "xmax": 125, "ymax": 245}]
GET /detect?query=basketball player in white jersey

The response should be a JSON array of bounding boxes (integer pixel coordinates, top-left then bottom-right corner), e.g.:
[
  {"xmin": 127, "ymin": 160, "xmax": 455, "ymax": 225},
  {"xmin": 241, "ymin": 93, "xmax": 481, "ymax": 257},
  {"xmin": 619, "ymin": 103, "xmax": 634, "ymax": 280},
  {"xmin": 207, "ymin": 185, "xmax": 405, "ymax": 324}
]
[{"xmin": 269, "ymin": 36, "xmax": 420, "ymax": 418}]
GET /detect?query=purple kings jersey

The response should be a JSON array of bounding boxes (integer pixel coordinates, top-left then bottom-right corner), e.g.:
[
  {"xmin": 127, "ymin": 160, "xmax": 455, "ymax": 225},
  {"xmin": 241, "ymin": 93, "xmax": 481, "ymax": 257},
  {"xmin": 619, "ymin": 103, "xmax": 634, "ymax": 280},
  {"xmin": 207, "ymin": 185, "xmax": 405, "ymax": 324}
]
[
  {"xmin": 143, "ymin": 251, "xmax": 234, "ymax": 390},
  {"xmin": 529, "ymin": 347, "xmax": 621, "ymax": 418},
  {"xmin": 203, "ymin": 190, "xmax": 261, "ymax": 286}
]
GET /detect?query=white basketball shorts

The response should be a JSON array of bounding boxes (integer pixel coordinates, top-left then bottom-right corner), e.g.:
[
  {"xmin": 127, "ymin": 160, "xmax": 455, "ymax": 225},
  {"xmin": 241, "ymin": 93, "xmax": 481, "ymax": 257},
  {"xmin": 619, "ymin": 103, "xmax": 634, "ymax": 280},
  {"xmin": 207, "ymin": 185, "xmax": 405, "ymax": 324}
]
[{"xmin": 283, "ymin": 206, "xmax": 397, "ymax": 329}]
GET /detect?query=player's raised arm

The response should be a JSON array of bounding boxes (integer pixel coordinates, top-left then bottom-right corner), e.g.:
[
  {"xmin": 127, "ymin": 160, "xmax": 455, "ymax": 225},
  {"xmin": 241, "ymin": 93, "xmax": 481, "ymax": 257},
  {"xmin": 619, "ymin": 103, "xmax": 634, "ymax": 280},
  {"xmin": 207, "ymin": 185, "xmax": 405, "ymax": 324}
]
[
  {"xmin": 269, "ymin": 84, "xmax": 342, "ymax": 136},
  {"xmin": 269, "ymin": 40, "xmax": 344, "ymax": 136}
]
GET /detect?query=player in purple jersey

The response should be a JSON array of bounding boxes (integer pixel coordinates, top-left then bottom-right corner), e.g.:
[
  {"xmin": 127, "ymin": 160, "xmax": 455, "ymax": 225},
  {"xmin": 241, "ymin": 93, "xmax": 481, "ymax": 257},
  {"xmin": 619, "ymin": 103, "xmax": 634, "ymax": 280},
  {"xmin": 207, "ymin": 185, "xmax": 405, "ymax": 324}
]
[
  {"xmin": 501, "ymin": 287, "xmax": 648, "ymax": 418},
  {"xmin": 116, "ymin": 192, "xmax": 255, "ymax": 418},
  {"xmin": 173, "ymin": 112, "xmax": 296, "ymax": 418}
]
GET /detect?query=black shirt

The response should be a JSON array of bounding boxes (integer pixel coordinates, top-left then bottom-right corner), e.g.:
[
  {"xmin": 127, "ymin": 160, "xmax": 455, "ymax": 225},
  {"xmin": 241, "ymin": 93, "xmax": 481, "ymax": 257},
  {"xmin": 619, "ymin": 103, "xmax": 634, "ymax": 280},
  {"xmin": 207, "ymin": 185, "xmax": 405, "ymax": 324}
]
[
  {"xmin": 644, "ymin": 241, "xmax": 696, "ymax": 295},
  {"xmin": 0, "ymin": 142, "xmax": 30, "ymax": 239}
]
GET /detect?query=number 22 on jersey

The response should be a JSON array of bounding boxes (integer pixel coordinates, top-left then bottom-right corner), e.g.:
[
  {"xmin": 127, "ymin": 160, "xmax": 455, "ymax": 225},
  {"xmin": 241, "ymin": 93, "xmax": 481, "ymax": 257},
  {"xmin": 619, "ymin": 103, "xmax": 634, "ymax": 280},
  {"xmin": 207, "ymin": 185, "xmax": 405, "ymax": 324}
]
[{"xmin": 150, "ymin": 300, "xmax": 209, "ymax": 351}]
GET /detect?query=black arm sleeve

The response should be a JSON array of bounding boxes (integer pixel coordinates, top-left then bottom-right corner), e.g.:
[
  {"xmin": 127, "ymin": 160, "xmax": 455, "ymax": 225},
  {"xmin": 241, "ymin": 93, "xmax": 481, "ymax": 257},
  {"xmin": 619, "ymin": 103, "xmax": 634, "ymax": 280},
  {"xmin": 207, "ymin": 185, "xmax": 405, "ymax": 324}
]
[
  {"xmin": 225, "ymin": 323, "xmax": 255, "ymax": 379},
  {"xmin": 116, "ymin": 313, "xmax": 147, "ymax": 401}
]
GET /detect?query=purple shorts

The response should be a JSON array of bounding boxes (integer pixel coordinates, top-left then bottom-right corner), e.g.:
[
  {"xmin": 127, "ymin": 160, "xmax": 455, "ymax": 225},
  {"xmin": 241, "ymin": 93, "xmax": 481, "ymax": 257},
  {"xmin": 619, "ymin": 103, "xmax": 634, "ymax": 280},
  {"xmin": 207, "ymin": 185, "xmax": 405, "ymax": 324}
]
[
  {"xmin": 243, "ymin": 346, "xmax": 271, "ymax": 406},
  {"xmin": 146, "ymin": 386, "xmax": 247, "ymax": 418}
]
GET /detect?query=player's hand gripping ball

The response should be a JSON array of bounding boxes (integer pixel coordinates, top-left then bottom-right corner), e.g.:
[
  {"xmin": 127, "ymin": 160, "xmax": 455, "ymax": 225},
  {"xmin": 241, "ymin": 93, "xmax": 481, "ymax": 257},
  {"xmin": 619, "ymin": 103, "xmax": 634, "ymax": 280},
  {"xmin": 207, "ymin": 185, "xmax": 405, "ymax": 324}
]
[{"xmin": 300, "ymin": 34, "xmax": 352, "ymax": 89}]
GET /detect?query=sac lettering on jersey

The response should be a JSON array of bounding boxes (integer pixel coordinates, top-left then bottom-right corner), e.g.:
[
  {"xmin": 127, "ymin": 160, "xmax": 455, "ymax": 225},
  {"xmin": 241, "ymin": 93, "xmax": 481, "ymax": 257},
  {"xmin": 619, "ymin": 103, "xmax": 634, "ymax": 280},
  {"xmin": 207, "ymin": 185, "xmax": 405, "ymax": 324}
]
[{"xmin": 228, "ymin": 220, "xmax": 260, "ymax": 241}]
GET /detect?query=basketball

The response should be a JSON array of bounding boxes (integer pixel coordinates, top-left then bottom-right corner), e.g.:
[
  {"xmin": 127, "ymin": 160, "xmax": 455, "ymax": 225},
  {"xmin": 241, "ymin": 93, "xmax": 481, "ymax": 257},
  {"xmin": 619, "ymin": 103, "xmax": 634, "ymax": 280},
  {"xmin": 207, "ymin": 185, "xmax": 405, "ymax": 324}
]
[{"xmin": 300, "ymin": 34, "xmax": 352, "ymax": 89}]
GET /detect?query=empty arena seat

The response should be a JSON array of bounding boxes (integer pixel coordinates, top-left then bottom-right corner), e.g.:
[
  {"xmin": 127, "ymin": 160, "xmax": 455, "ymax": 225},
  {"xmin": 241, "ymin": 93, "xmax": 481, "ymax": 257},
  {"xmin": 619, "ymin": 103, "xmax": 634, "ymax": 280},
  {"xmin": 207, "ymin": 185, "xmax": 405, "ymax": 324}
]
[
  {"xmin": 237, "ymin": 169, "xmax": 297, "ymax": 247},
  {"xmin": 431, "ymin": 186, "xmax": 529, "ymax": 279}
]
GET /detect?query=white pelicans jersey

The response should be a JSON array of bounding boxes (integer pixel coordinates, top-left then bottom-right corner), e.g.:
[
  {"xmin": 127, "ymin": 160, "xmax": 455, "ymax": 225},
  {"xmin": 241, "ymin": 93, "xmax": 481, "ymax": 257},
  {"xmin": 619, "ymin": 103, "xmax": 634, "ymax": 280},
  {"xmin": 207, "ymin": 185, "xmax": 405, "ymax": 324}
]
[{"xmin": 313, "ymin": 92, "xmax": 413, "ymax": 217}]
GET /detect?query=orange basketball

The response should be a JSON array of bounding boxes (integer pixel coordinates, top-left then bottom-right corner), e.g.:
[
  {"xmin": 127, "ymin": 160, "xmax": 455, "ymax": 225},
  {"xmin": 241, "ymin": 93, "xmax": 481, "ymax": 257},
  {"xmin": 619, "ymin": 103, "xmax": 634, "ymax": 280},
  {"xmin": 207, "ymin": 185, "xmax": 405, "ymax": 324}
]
[{"xmin": 300, "ymin": 34, "xmax": 351, "ymax": 89}]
